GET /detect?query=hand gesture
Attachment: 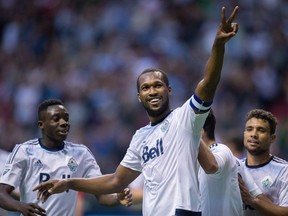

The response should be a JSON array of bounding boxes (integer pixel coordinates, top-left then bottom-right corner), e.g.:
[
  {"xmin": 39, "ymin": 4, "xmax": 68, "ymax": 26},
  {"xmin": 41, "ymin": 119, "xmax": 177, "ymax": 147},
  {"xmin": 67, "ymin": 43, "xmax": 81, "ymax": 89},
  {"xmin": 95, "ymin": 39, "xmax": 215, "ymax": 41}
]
[
  {"xmin": 33, "ymin": 179, "xmax": 68, "ymax": 203},
  {"xmin": 238, "ymin": 174, "xmax": 255, "ymax": 206},
  {"xmin": 117, "ymin": 187, "xmax": 133, "ymax": 207},
  {"xmin": 18, "ymin": 202, "xmax": 46, "ymax": 216},
  {"xmin": 215, "ymin": 6, "xmax": 239, "ymax": 44}
]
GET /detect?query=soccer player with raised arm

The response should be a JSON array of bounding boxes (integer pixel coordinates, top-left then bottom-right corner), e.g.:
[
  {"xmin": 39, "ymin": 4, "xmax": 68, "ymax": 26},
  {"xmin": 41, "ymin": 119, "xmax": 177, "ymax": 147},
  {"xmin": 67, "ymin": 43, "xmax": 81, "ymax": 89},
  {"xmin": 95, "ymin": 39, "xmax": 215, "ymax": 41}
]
[
  {"xmin": 33, "ymin": 6, "xmax": 239, "ymax": 216},
  {"xmin": 239, "ymin": 109, "xmax": 288, "ymax": 216}
]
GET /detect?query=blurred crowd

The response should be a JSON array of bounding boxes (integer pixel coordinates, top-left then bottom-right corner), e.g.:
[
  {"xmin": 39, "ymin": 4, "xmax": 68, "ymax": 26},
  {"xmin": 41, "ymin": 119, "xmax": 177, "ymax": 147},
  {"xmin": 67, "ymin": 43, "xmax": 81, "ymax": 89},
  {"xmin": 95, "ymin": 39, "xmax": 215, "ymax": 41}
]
[{"xmin": 0, "ymin": 0, "xmax": 288, "ymax": 175}]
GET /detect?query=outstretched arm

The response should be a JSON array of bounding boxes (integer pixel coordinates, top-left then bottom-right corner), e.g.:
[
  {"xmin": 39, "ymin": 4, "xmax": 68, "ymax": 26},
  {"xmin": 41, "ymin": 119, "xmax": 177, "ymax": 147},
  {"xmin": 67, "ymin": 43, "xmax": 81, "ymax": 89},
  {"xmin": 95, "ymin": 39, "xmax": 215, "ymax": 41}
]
[
  {"xmin": 33, "ymin": 165, "xmax": 140, "ymax": 204},
  {"xmin": 195, "ymin": 6, "xmax": 239, "ymax": 103}
]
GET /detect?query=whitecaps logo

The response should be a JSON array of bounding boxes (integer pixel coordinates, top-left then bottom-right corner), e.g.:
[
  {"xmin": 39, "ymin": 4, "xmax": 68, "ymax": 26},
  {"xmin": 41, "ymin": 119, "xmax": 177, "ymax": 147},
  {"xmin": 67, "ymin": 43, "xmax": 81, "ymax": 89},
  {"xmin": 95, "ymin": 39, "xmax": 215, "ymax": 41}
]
[
  {"xmin": 261, "ymin": 176, "xmax": 272, "ymax": 191},
  {"xmin": 68, "ymin": 157, "xmax": 78, "ymax": 172},
  {"xmin": 161, "ymin": 120, "xmax": 170, "ymax": 132}
]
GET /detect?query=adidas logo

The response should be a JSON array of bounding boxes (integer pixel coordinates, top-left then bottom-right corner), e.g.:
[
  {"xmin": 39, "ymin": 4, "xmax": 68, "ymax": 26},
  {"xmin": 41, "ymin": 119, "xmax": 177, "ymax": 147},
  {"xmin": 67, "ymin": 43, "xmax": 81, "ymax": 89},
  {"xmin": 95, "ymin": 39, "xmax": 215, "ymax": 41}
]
[
  {"xmin": 34, "ymin": 159, "xmax": 43, "ymax": 167},
  {"xmin": 2, "ymin": 168, "xmax": 10, "ymax": 176}
]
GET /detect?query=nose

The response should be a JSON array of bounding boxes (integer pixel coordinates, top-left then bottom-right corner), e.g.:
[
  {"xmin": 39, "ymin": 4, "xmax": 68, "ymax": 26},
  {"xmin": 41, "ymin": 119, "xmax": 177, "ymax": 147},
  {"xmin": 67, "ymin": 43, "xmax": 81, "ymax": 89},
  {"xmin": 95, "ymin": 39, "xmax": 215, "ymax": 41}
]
[
  {"xmin": 249, "ymin": 129, "xmax": 258, "ymax": 138},
  {"xmin": 59, "ymin": 118, "xmax": 69, "ymax": 126},
  {"xmin": 148, "ymin": 87, "xmax": 157, "ymax": 95}
]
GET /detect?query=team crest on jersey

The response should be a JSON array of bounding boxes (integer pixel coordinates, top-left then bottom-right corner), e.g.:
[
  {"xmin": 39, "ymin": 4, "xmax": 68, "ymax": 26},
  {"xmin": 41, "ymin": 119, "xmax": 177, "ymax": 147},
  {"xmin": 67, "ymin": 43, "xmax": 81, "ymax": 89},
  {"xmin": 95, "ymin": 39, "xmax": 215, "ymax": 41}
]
[
  {"xmin": 68, "ymin": 157, "xmax": 78, "ymax": 172},
  {"xmin": 161, "ymin": 120, "xmax": 170, "ymax": 132},
  {"xmin": 261, "ymin": 176, "xmax": 272, "ymax": 191}
]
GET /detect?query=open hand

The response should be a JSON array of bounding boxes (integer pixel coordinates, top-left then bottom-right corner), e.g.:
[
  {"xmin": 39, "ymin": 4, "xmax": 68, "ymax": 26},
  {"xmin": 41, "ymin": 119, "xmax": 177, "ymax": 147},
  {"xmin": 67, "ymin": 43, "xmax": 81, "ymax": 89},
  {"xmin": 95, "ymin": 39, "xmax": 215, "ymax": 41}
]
[{"xmin": 32, "ymin": 179, "xmax": 68, "ymax": 203}]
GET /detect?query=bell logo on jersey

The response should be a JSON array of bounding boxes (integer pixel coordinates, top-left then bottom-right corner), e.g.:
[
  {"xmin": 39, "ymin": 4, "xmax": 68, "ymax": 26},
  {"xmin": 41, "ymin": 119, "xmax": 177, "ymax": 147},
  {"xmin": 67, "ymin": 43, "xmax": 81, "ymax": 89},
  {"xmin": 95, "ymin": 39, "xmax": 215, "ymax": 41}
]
[
  {"xmin": 39, "ymin": 173, "xmax": 71, "ymax": 192},
  {"xmin": 142, "ymin": 138, "xmax": 164, "ymax": 163}
]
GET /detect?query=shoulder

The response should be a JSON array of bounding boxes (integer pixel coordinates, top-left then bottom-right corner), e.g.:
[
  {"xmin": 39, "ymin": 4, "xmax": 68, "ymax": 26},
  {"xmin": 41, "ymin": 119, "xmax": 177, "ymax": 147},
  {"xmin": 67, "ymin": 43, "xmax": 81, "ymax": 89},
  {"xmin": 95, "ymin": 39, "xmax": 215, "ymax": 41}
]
[
  {"xmin": 271, "ymin": 156, "xmax": 288, "ymax": 165},
  {"xmin": 64, "ymin": 141, "xmax": 91, "ymax": 153},
  {"xmin": 12, "ymin": 138, "xmax": 39, "ymax": 153},
  {"xmin": 210, "ymin": 143, "xmax": 232, "ymax": 155}
]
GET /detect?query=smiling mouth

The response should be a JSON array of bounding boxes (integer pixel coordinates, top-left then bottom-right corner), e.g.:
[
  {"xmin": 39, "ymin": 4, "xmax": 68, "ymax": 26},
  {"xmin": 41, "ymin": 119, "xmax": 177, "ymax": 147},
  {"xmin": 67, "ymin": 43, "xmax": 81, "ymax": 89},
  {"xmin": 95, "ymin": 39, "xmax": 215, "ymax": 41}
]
[
  {"xmin": 59, "ymin": 130, "xmax": 69, "ymax": 135},
  {"xmin": 149, "ymin": 98, "xmax": 160, "ymax": 104}
]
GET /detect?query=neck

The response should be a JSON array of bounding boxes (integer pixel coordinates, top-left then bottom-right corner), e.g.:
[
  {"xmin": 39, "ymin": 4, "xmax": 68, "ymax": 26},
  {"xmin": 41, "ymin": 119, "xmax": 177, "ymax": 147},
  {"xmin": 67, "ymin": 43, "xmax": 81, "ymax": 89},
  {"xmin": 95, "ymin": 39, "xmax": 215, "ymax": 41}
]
[
  {"xmin": 246, "ymin": 152, "xmax": 271, "ymax": 166},
  {"xmin": 149, "ymin": 109, "xmax": 172, "ymax": 125}
]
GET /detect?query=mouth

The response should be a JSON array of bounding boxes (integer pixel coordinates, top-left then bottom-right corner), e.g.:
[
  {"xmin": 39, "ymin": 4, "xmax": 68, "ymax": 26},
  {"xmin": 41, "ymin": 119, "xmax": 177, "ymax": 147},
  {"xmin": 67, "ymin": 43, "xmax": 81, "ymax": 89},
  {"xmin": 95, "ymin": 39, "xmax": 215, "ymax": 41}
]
[
  {"xmin": 58, "ymin": 129, "xmax": 69, "ymax": 136},
  {"xmin": 248, "ymin": 139, "xmax": 259, "ymax": 146},
  {"xmin": 148, "ymin": 97, "xmax": 161, "ymax": 105}
]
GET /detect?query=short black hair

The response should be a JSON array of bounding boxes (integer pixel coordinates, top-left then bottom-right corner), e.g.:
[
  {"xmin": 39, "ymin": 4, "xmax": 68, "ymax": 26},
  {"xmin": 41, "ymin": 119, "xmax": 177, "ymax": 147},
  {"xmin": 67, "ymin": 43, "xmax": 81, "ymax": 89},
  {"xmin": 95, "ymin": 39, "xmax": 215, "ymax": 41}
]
[
  {"xmin": 136, "ymin": 68, "xmax": 170, "ymax": 92},
  {"xmin": 203, "ymin": 109, "xmax": 216, "ymax": 140},
  {"xmin": 38, "ymin": 99, "xmax": 64, "ymax": 120},
  {"xmin": 245, "ymin": 109, "xmax": 278, "ymax": 134}
]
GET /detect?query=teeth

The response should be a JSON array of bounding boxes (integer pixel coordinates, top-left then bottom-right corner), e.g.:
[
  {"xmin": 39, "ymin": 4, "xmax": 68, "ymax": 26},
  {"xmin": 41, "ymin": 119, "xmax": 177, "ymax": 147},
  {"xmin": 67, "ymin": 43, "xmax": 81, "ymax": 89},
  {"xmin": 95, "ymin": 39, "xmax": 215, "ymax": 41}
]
[{"xmin": 150, "ymin": 98, "xmax": 159, "ymax": 102}]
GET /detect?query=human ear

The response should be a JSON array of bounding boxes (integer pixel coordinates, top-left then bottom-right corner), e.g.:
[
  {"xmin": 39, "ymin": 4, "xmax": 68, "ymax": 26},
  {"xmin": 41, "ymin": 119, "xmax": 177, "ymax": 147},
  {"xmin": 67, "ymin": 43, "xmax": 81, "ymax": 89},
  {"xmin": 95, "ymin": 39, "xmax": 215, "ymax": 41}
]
[
  {"xmin": 137, "ymin": 93, "xmax": 141, "ymax": 103},
  {"xmin": 38, "ymin": 121, "xmax": 44, "ymax": 129}
]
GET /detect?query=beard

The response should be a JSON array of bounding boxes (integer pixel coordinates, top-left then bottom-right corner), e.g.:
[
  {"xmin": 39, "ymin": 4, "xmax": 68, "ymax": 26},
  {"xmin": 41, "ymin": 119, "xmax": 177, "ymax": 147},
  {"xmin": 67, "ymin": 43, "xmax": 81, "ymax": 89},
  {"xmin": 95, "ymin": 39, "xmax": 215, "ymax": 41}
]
[
  {"xmin": 246, "ymin": 146, "xmax": 267, "ymax": 156},
  {"xmin": 142, "ymin": 98, "xmax": 170, "ymax": 117}
]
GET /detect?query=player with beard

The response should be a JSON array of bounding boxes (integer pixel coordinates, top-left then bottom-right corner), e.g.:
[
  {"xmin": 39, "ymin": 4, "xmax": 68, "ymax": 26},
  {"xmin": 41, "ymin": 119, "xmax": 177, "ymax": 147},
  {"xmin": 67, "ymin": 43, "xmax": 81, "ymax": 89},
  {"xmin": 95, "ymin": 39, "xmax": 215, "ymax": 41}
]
[
  {"xmin": 239, "ymin": 109, "xmax": 288, "ymax": 216},
  {"xmin": 33, "ymin": 6, "xmax": 239, "ymax": 216}
]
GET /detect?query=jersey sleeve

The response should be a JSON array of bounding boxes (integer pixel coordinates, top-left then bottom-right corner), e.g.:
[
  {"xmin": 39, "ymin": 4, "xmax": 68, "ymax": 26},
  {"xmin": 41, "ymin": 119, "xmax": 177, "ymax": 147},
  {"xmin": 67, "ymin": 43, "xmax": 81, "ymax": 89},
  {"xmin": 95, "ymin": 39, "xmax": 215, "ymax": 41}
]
[
  {"xmin": 81, "ymin": 147, "xmax": 102, "ymax": 178},
  {"xmin": 177, "ymin": 98, "xmax": 210, "ymax": 136},
  {"xmin": 278, "ymin": 167, "xmax": 288, "ymax": 206},
  {"xmin": 0, "ymin": 144, "xmax": 26, "ymax": 189},
  {"xmin": 120, "ymin": 134, "xmax": 142, "ymax": 172},
  {"xmin": 210, "ymin": 145, "xmax": 228, "ymax": 175}
]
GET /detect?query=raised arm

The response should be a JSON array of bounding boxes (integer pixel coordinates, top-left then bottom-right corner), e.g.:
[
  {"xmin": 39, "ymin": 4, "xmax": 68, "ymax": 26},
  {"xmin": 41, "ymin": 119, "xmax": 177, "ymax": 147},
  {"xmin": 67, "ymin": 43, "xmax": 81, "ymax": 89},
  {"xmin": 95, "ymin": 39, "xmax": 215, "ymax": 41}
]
[
  {"xmin": 195, "ymin": 6, "xmax": 239, "ymax": 103},
  {"xmin": 33, "ymin": 165, "xmax": 140, "ymax": 204}
]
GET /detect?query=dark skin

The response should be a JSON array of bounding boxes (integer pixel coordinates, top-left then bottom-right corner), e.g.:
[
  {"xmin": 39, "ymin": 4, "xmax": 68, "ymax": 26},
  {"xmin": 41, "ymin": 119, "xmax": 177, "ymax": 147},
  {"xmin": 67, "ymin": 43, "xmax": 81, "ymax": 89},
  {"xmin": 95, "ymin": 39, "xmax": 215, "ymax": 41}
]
[
  {"xmin": 0, "ymin": 104, "xmax": 132, "ymax": 216},
  {"xmin": 33, "ymin": 6, "xmax": 239, "ymax": 204}
]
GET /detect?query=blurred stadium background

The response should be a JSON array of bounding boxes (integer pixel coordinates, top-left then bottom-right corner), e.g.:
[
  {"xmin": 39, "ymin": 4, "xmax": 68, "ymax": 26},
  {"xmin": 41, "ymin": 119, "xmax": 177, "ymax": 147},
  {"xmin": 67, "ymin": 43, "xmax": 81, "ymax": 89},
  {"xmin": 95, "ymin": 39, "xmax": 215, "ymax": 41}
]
[{"xmin": 0, "ymin": 0, "xmax": 287, "ymax": 215}]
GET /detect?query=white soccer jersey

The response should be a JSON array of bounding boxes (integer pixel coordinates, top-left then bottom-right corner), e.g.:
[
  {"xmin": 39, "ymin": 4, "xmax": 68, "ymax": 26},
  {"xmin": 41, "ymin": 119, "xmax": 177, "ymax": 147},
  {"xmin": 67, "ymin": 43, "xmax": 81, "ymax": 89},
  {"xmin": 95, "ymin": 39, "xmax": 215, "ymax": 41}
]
[
  {"xmin": 242, "ymin": 156, "xmax": 288, "ymax": 216},
  {"xmin": 121, "ymin": 98, "xmax": 209, "ymax": 216},
  {"xmin": 0, "ymin": 139, "xmax": 102, "ymax": 216},
  {"xmin": 199, "ymin": 144, "xmax": 262, "ymax": 216},
  {"xmin": 0, "ymin": 149, "xmax": 10, "ymax": 216},
  {"xmin": 0, "ymin": 149, "xmax": 10, "ymax": 175}
]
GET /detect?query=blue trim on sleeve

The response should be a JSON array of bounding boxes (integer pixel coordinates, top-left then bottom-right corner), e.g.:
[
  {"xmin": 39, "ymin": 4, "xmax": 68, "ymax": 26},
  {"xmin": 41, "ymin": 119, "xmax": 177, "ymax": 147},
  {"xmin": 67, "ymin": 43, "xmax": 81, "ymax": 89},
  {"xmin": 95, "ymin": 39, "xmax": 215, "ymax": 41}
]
[{"xmin": 190, "ymin": 93, "xmax": 212, "ymax": 113}]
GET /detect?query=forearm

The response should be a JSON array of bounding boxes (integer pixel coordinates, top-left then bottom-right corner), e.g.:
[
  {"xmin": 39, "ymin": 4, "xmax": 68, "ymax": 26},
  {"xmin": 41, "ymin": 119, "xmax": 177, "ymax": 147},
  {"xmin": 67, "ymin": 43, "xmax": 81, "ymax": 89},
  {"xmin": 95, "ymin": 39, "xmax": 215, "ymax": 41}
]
[
  {"xmin": 196, "ymin": 41, "xmax": 225, "ymax": 102},
  {"xmin": 67, "ymin": 174, "xmax": 125, "ymax": 195},
  {"xmin": 198, "ymin": 141, "xmax": 218, "ymax": 174},
  {"xmin": 249, "ymin": 197, "xmax": 288, "ymax": 216},
  {"xmin": 0, "ymin": 193, "xmax": 22, "ymax": 212},
  {"xmin": 97, "ymin": 193, "xmax": 120, "ymax": 207}
]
